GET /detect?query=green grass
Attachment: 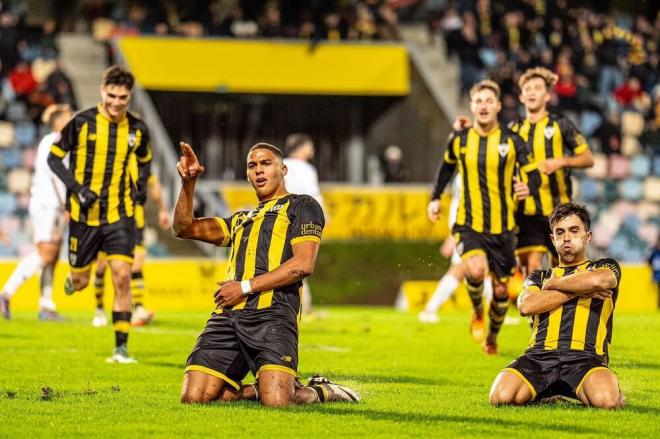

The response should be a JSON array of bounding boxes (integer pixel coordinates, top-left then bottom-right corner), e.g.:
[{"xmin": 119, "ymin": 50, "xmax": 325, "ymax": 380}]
[{"xmin": 0, "ymin": 308, "xmax": 659, "ymax": 438}]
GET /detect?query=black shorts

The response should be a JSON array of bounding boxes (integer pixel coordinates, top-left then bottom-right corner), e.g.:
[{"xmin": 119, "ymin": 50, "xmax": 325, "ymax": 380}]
[
  {"xmin": 504, "ymin": 349, "xmax": 610, "ymax": 401},
  {"xmin": 515, "ymin": 213, "xmax": 558, "ymax": 258},
  {"xmin": 453, "ymin": 226, "xmax": 517, "ymax": 281},
  {"xmin": 68, "ymin": 218, "xmax": 135, "ymax": 270},
  {"xmin": 185, "ymin": 303, "xmax": 299, "ymax": 390},
  {"xmin": 134, "ymin": 225, "xmax": 145, "ymax": 249}
]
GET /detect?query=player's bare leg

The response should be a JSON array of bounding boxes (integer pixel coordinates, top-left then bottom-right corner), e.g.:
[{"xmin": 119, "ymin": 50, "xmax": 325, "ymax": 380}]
[
  {"xmin": 93, "ymin": 255, "xmax": 108, "ymax": 326},
  {"xmin": 518, "ymin": 250, "xmax": 545, "ymax": 279},
  {"xmin": 489, "ymin": 370, "xmax": 534, "ymax": 406},
  {"xmin": 463, "ymin": 254, "xmax": 488, "ymax": 342},
  {"xmin": 484, "ymin": 278, "xmax": 510, "ymax": 355},
  {"xmin": 181, "ymin": 370, "xmax": 233, "ymax": 403},
  {"xmin": 36, "ymin": 241, "xmax": 64, "ymax": 320},
  {"xmin": 420, "ymin": 264, "xmax": 466, "ymax": 323},
  {"xmin": 577, "ymin": 368, "xmax": 625, "ymax": 409},
  {"xmin": 107, "ymin": 258, "xmax": 136, "ymax": 363},
  {"xmin": 130, "ymin": 248, "xmax": 154, "ymax": 325}
]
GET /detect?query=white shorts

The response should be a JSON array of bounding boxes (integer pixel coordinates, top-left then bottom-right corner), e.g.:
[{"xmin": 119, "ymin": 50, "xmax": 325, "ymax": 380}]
[
  {"xmin": 29, "ymin": 205, "xmax": 66, "ymax": 244},
  {"xmin": 451, "ymin": 248, "xmax": 461, "ymax": 266}
]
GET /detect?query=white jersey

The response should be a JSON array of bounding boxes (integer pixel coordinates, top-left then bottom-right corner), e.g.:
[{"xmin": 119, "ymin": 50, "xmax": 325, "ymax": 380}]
[
  {"xmin": 30, "ymin": 132, "xmax": 67, "ymax": 210},
  {"xmin": 448, "ymin": 176, "xmax": 461, "ymax": 229},
  {"xmin": 283, "ymin": 158, "xmax": 324, "ymax": 207}
]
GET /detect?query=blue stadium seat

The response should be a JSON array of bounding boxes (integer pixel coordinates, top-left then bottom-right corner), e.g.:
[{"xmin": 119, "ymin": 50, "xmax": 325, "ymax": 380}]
[
  {"xmin": 0, "ymin": 192, "xmax": 17, "ymax": 215},
  {"xmin": 14, "ymin": 121, "xmax": 37, "ymax": 147},
  {"xmin": 619, "ymin": 178, "xmax": 643, "ymax": 201}
]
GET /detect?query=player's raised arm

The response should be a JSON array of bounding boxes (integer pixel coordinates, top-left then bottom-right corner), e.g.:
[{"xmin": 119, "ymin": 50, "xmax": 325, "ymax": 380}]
[
  {"xmin": 172, "ymin": 142, "xmax": 228, "ymax": 245},
  {"xmin": 428, "ymin": 133, "xmax": 459, "ymax": 223}
]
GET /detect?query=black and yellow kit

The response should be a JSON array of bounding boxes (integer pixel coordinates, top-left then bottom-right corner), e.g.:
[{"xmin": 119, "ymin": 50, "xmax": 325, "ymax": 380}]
[
  {"xmin": 186, "ymin": 194, "xmax": 324, "ymax": 389},
  {"xmin": 504, "ymin": 258, "xmax": 621, "ymax": 400},
  {"xmin": 431, "ymin": 126, "xmax": 537, "ymax": 280},
  {"xmin": 510, "ymin": 114, "xmax": 589, "ymax": 255},
  {"xmin": 49, "ymin": 106, "xmax": 152, "ymax": 268}
]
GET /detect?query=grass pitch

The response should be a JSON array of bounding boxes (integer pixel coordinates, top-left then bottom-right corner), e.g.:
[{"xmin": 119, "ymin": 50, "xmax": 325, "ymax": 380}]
[{"xmin": 0, "ymin": 307, "xmax": 658, "ymax": 438}]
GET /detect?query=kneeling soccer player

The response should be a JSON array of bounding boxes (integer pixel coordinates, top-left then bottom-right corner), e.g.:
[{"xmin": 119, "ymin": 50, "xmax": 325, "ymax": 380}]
[
  {"xmin": 173, "ymin": 141, "xmax": 359, "ymax": 406},
  {"xmin": 489, "ymin": 203, "xmax": 624, "ymax": 409}
]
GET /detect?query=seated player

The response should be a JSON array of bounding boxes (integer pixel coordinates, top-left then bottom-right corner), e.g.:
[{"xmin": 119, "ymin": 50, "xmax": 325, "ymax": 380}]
[
  {"xmin": 173, "ymin": 141, "xmax": 359, "ymax": 406},
  {"xmin": 489, "ymin": 202, "xmax": 624, "ymax": 409}
]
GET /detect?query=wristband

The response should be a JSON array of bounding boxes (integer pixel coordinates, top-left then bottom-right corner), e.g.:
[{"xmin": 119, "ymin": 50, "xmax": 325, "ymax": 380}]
[{"xmin": 240, "ymin": 279, "xmax": 253, "ymax": 295}]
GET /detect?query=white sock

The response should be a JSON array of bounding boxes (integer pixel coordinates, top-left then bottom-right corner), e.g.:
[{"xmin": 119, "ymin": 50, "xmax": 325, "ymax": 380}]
[
  {"xmin": 425, "ymin": 273, "xmax": 459, "ymax": 313},
  {"xmin": 39, "ymin": 264, "xmax": 56, "ymax": 311},
  {"xmin": 1, "ymin": 251, "xmax": 44, "ymax": 298},
  {"xmin": 483, "ymin": 278, "xmax": 494, "ymax": 303}
]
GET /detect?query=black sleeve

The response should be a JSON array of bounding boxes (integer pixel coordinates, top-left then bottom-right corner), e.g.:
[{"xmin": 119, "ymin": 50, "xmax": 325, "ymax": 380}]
[
  {"xmin": 591, "ymin": 258, "xmax": 622, "ymax": 288},
  {"xmin": 431, "ymin": 133, "xmax": 459, "ymax": 200},
  {"xmin": 290, "ymin": 196, "xmax": 325, "ymax": 245},
  {"xmin": 523, "ymin": 269, "xmax": 544, "ymax": 291},
  {"xmin": 135, "ymin": 123, "xmax": 152, "ymax": 195},
  {"xmin": 557, "ymin": 115, "xmax": 589, "ymax": 154},
  {"xmin": 47, "ymin": 118, "xmax": 81, "ymax": 192},
  {"xmin": 512, "ymin": 132, "xmax": 540, "ymax": 193}
]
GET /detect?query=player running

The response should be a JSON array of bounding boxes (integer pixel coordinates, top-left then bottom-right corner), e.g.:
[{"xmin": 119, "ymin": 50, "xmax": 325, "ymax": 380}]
[
  {"xmin": 47, "ymin": 66, "xmax": 152, "ymax": 363},
  {"xmin": 490, "ymin": 202, "xmax": 624, "ymax": 409},
  {"xmin": 1, "ymin": 104, "xmax": 72, "ymax": 321},
  {"xmin": 428, "ymin": 79, "xmax": 538, "ymax": 355},
  {"xmin": 174, "ymin": 141, "xmax": 358, "ymax": 406}
]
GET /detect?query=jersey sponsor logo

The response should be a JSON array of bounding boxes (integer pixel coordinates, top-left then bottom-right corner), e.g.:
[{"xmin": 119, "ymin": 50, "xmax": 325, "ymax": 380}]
[
  {"xmin": 280, "ymin": 355, "xmax": 293, "ymax": 363},
  {"xmin": 498, "ymin": 143, "xmax": 509, "ymax": 158},
  {"xmin": 300, "ymin": 223, "xmax": 322, "ymax": 237},
  {"xmin": 544, "ymin": 126, "xmax": 554, "ymax": 139}
]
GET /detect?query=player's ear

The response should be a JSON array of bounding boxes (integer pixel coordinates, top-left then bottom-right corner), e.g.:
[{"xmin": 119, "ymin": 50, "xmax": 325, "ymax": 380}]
[
  {"xmin": 281, "ymin": 163, "xmax": 288, "ymax": 176},
  {"xmin": 585, "ymin": 229, "xmax": 592, "ymax": 243}
]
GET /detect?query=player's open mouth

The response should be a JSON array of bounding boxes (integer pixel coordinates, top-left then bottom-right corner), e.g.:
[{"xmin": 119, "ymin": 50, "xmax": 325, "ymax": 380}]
[{"xmin": 256, "ymin": 178, "xmax": 267, "ymax": 186}]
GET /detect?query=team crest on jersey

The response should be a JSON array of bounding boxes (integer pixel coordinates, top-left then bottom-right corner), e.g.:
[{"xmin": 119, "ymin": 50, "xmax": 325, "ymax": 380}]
[
  {"xmin": 128, "ymin": 133, "xmax": 137, "ymax": 147},
  {"xmin": 270, "ymin": 204, "xmax": 284, "ymax": 212},
  {"xmin": 544, "ymin": 126, "xmax": 554, "ymax": 139},
  {"xmin": 498, "ymin": 143, "xmax": 509, "ymax": 158},
  {"xmin": 69, "ymin": 253, "xmax": 77, "ymax": 265}
]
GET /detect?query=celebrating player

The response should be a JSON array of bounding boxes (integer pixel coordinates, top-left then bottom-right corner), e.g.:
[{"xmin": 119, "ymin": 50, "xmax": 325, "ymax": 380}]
[
  {"xmin": 47, "ymin": 65, "xmax": 152, "ymax": 363},
  {"xmin": 0, "ymin": 104, "xmax": 72, "ymax": 321},
  {"xmin": 174, "ymin": 141, "xmax": 359, "ymax": 406},
  {"xmin": 490, "ymin": 202, "xmax": 624, "ymax": 409},
  {"xmin": 428, "ymin": 79, "xmax": 538, "ymax": 354}
]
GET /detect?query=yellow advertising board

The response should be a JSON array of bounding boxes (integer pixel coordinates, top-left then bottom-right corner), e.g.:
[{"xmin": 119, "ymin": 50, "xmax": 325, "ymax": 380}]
[{"xmin": 220, "ymin": 183, "xmax": 451, "ymax": 240}]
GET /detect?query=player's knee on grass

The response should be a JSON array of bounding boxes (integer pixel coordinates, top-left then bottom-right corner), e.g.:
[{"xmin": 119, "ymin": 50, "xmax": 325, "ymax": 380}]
[
  {"xmin": 579, "ymin": 369, "xmax": 624, "ymax": 410},
  {"xmin": 180, "ymin": 372, "xmax": 225, "ymax": 404},
  {"xmin": 258, "ymin": 371, "xmax": 296, "ymax": 407},
  {"xmin": 583, "ymin": 387, "xmax": 624, "ymax": 409},
  {"xmin": 489, "ymin": 372, "xmax": 533, "ymax": 406}
]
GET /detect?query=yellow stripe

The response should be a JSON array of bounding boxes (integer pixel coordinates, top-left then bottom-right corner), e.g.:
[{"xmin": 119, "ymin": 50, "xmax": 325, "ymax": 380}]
[
  {"xmin": 231, "ymin": 298, "xmax": 248, "ymax": 310},
  {"xmin": 535, "ymin": 118, "xmax": 554, "ymax": 216},
  {"xmin": 527, "ymin": 315, "xmax": 539, "ymax": 348},
  {"xmin": 134, "ymin": 244, "xmax": 146, "ymax": 254},
  {"xmin": 257, "ymin": 290, "xmax": 274, "ymax": 309},
  {"xmin": 226, "ymin": 215, "xmax": 245, "ymax": 281},
  {"xmin": 575, "ymin": 366, "xmax": 610, "ymax": 397},
  {"xmin": 121, "ymin": 123, "xmax": 134, "ymax": 221},
  {"xmin": 107, "ymin": 119, "xmax": 129, "ymax": 224},
  {"xmin": 50, "ymin": 144, "xmax": 67, "ymax": 158},
  {"xmin": 113, "ymin": 321, "xmax": 131, "ymax": 332},
  {"xmin": 455, "ymin": 137, "xmax": 467, "ymax": 227},
  {"xmin": 291, "ymin": 235, "xmax": 320, "ymax": 246},
  {"xmin": 573, "ymin": 143, "xmax": 589, "ymax": 154},
  {"xmin": 215, "ymin": 217, "xmax": 231, "ymax": 247},
  {"xmin": 595, "ymin": 298, "xmax": 614, "ymax": 355},
  {"xmin": 461, "ymin": 248, "xmax": 486, "ymax": 261},
  {"xmin": 552, "ymin": 121, "xmax": 570, "ymax": 206},
  {"xmin": 70, "ymin": 122, "xmax": 88, "ymax": 222},
  {"xmin": 255, "ymin": 364, "xmax": 297, "ymax": 378},
  {"xmin": 544, "ymin": 307, "xmax": 563, "ymax": 349},
  {"xmin": 502, "ymin": 367, "xmax": 537, "ymax": 399},
  {"xmin": 185, "ymin": 365, "xmax": 240, "ymax": 391},
  {"xmin": 134, "ymin": 204, "xmax": 145, "ymax": 228},
  {"xmin": 504, "ymin": 136, "xmax": 516, "ymax": 230},
  {"xmin": 106, "ymin": 254, "xmax": 134, "ymax": 264},
  {"xmin": 466, "ymin": 129, "xmax": 483, "ymax": 232},
  {"xmin": 87, "ymin": 113, "xmax": 109, "ymax": 225},
  {"xmin": 515, "ymin": 245, "xmax": 551, "ymax": 256},
  {"xmin": 69, "ymin": 262, "xmax": 93, "ymax": 273},
  {"xmin": 242, "ymin": 199, "xmax": 280, "ymax": 281},
  {"xmin": 570, "ymin": 297, "xmax": 592, "ymax": 350},
  {"xmin": 486, "ymin": 130, "xmax": 502, "ymax": 234}
]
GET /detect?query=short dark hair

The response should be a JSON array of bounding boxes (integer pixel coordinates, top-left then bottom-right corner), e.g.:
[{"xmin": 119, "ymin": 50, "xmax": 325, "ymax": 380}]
[
  {"xmin": 102, "ymin": 65, "xmax": 135, "ymax": 90},
  {"xmin": 548, "ymin": 202, "xmax": 591, "ymax": 231},
  {"xmin": 285, "ymin": 133, "xmax": 312, "ymax": 155},
  {"xmin": 248, "ymin": 142, "xmax": 283, "ymax": 160}
]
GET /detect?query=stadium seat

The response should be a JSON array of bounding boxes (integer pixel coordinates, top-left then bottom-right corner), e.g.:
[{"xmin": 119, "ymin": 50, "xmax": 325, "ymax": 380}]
[
  {"xmin": 31, "ymin": 57, "xmax": 57, "ymax": 83},
  {"xmin": 1, "ymin": 148, "xmax": 22, "ymax": 168},
  {"xmin": 619, "ymin": 178, "xmax": 643, "ymax": 201},
  {"xmin": 0, "ymin": 122, "xmax": 16, "ymax": 148},
  {"xmin": 6, "ymin": 101, "xmax": 27, "ymax": 122},
  {"xmin": 576, "ymin": 177, "xmax": 602, "ymax": 202},
  {"xmin": 608, "ymin": 155, "xmax": 630, "ymax": 179},
  {"xmin": 643, "ymin": 177, "xmax": 660, "ymax": 202},
  {"xmin": 621, "ymin": 111, "xmax": 645, "ymax": 137},
  {"xmin": 621, "ymin": 135, "xmax": 641, "ymax": 156},
  {"xmin": 7, "ymin": 168, "xmax": 31, "ymax": 193},
  {"xmin": 0, "ymin": 192, "xmax": 17, "ymax": 214},
  {"xmin": 21, "ymin": 148, "xmax": 37, "ymax": 169},
  {"xmin": 630, "ymin": 154, "xmax": 651, "ymax": 178},
  {"xmin": 653, "ymin": 154, "xmax": 660, "ymax": 176},
  {"xmin": 15, "ymin": 121, "xmax": 37, "ymax": 147},
  {"xmin": 639, "ymin": 222, "xmax": 659, "ymax": 246}
]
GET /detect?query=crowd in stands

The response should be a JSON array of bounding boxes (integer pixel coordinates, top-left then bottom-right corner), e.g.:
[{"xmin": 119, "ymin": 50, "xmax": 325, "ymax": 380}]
[
  {"xmin": 81, "ymin": 0, "xmax": 403, "ymax": 42},
  {"xmin": 431, "ymin": 0, "xmax": 659, "ymax": 262}
]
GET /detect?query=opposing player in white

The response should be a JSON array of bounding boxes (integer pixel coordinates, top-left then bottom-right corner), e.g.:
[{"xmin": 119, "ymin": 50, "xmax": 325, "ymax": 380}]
[
  {"xmin": 0, "ymin": 104, "xmax": 72, "ymax": 320},
  {"xmin": 283, "ymin": 133, "xmax": 325, "ymax": 316},
  {"xmin": 420, "ymin": 177, "xmax": 493, "ymax": 324}
]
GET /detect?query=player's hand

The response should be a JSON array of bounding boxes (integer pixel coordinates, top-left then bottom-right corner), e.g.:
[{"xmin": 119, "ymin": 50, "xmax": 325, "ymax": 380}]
[
  {"xmin": 452, "ymin": 116, "xmax": 471, "ymax": 131},
  {"xmin": 542, "ymin": 277, "xmax": 558, "ymax": 291},
  {"xmin": 75, "ymin": 185, "xmax": 98, "ymax": 208},
  {"xmin": 584, "ymin": 289, "xmax": 613, "ymax": 300},
  {"xmin": 134, "ymin": 182, "xmax": 148, "ymax": 205},
  {"xmin": 177, "ymin": 142, "xmax": 205, "ymax": 181},
  {"xmin": 427, "ymin": 199, "xmax": 441, "ymax": 223},
  {"xmin": 537, "ymin": 158, "xmax": 565, "ymax": 176},
  {"xmin": 158, "ymin": 209, "xmax": 171, "ymax": 230},
  {"xmin": 214, "ymin": 280, "xmax": 245, "ymax": 308},
  {"xmin": 513, "ymin": 176, "xmax": 530, "ymax": 200}
]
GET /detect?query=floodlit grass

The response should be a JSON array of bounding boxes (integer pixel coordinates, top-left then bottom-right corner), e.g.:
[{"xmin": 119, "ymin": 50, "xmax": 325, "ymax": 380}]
[{"xmin": 0, "ymin": 308, "xmax": 658, "ymax": 438}]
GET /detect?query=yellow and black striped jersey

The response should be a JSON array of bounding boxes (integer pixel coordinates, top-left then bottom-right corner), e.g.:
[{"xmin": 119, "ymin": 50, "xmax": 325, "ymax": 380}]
[
  {"xmin": 214, "ymin": 194, "xmax": 324, "ymax": 314},
  {"xmin": 524, "ymin": 258, "xmax": 621, "ymax": 356},
  {"xmin": 510, "ymin": 113, "xmax": 589, "ymax": 217},
  {"xmin": 436, "ymin": 126, "xmax": 535, "ymax": 234},
  {"xmin": 50, "ymin": 105, "xmax": 152, "ymax": 226},
  {"xmin": 128, "ymin": 154, "xmax": 157, "ymax": 231}
]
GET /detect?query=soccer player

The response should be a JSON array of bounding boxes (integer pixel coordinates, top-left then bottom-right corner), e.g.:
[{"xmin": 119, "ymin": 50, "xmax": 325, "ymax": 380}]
[
  {"xmin": 455, "ymin": 67, "xmax": 594, "ymax": 277},
  {"xmin": 0, "ymin": 104, "xmax": 72, "ymax": 321},
  {"xmin": 283, "ymin": 133, "xmax": 325, "ymax": 316},
  {"xmin": 174, "ymin": 141, "xmax": 358, "ymax": 406},
  {"xmin": 47, "ymin": 66, "xmax": 152, "ymax": 363},
  {"xmin": 489, "ymin": 203, "xmax": 624, "ymax": 409},
  {"xmin": 427, "ymin": 79, "xmax": 537, "ymax": 354},
  {"xmin": 92, "ymin": 170, "xmax": 170, "ymax": 328}
]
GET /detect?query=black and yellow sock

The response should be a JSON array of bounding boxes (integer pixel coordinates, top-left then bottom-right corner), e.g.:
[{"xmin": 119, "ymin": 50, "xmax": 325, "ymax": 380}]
[
  {"xmin": 112, "ymin": 311, "xmax": 132, "ymax": 350},
  {"xmin": 466, "ymin": 279, "xmax": 484, "ymax": 315},
  {"xmin": 131, "ymin": 272, "xmax": 145, "ymax": 309},
  {"xmin": 488, "ymin": 294, "xmax": 510, "ymax": 336},
  {"xmin": 310, "ymin": 385, "xmax": 328, "ymax": 403},
  {"xmin": 94, "ymin": 274, "xmax": 105, "ymax": 310}
]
